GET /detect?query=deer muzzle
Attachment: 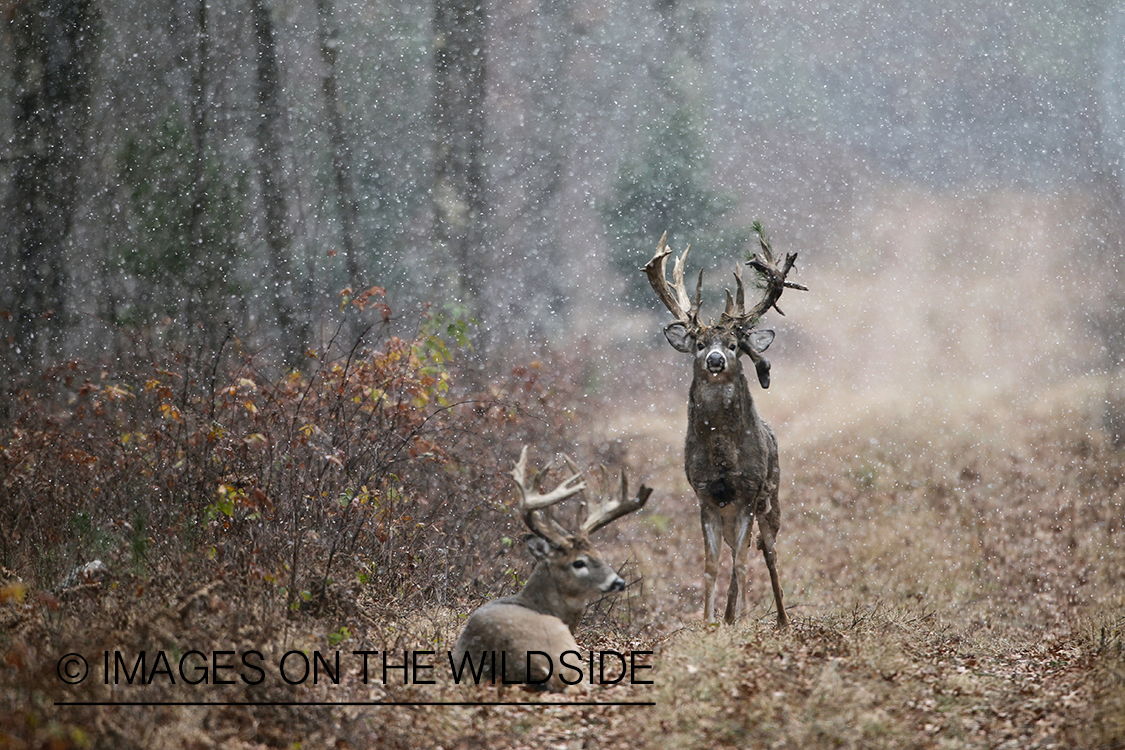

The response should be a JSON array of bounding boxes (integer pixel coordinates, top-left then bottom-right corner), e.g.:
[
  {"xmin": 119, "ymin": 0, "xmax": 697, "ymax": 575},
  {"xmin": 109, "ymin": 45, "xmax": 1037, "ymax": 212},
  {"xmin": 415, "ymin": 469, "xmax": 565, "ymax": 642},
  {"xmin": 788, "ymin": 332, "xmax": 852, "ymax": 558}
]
[
  {"xmin": 602, "ymin": 575, "xmax": 627, "ymax": 593},
  {"xmin": 705, "ymin": 350, "xmax": 727, "ymax": 374}
]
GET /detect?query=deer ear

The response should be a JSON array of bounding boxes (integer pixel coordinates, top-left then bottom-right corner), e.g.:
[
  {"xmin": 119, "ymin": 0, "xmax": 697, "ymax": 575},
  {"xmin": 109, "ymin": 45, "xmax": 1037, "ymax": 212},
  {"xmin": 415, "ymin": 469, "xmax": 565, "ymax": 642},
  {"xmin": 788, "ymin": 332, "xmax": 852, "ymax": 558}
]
[
  {"xmin": 754, "ymin": 357, "xmax": 771, "ymax": 389},
  {"xmin": 664, "ymin": 322, "xmax": 694, "ymax": 353},
  {"xmin": 742, "ymin": 328, "xmax": 775, "ymax": 353},
  {"xmin": 739, "ymin": 328, "xmax": 775, "ymax": 388},
  {"xmin": 525, "ymin": 535, "xmax": 555, "ymax": 560}
]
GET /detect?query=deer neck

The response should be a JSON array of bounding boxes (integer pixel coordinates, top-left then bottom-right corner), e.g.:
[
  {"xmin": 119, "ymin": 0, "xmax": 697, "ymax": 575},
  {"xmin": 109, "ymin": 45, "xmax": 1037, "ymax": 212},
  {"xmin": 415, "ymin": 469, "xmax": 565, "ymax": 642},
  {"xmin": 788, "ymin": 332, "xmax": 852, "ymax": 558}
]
[
  {"xmin": 508, "ymin": 562, "xmax": 585, "ymax": 632},
  {"xmin": 689, "ymin": 369, "xmax": 757, "ymax": 427}
]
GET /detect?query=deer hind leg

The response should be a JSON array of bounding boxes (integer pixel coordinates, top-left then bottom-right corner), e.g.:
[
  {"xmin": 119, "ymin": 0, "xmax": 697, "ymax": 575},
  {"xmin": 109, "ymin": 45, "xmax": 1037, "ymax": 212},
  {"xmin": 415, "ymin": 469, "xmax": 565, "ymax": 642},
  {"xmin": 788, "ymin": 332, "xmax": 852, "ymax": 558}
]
[
  {"xmin": 701, "ymin": 505, "xmax": 723, "ymax": 623},
  {"xmin": 757, "ymin": 509, "xmax": 789, "ymax": 628},
  {"xmin": 724, "ymin": 507, "xmax": 754, "ymax": 624}
]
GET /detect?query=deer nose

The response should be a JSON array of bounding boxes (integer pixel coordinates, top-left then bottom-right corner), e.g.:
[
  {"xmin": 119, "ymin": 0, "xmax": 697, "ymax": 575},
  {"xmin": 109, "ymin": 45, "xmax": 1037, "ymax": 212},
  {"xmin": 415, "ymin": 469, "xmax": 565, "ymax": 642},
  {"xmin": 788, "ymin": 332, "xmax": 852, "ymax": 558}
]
[
  {"xmin": 706, "ymin": 351, "xmax": 726, "ymax": 372},
  {"xmin": 604, "ymin": 576, "xmax": 626, "ymax": 593}
]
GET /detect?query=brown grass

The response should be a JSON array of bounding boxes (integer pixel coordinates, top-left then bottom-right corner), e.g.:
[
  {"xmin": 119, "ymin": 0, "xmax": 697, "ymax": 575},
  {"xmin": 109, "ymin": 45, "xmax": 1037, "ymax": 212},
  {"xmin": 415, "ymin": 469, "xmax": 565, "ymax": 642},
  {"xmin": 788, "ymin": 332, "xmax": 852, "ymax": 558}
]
[{"xmin": 3, "ymin": 187, "xmax": 1125, "ymax": 748}]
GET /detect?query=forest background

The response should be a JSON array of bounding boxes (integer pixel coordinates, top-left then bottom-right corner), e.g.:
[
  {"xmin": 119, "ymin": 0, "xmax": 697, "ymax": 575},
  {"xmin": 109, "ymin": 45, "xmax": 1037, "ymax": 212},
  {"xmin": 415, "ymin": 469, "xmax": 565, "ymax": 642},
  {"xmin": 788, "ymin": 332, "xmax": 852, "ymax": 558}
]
[{"xmin": 3, "ymin": 1, "xmax": 1125, "ymax": 748}]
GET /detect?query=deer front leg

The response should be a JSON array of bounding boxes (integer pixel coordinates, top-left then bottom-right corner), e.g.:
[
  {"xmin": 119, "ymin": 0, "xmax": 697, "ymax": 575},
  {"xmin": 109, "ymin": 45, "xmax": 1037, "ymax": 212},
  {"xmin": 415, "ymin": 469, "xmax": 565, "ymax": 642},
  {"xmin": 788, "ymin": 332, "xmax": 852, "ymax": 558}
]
[
  {"xmin": 757, "ymin": 514, "xmax": 790, "ymax": 628},
  {"xmin": 700, "ymin": 503, "xmax": 722, "ymax": 623},
  {"xmin": 724, "ymin": 506, "xmax": 754, "ymax": 624}
]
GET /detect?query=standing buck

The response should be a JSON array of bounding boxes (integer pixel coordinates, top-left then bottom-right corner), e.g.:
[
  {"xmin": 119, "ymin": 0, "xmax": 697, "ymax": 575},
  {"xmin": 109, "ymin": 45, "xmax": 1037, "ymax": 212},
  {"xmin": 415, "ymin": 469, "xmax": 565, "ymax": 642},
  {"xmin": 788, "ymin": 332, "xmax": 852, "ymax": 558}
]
[
  {"xmin": 452, "ymin": 447, "xmax": 651, "ymax": 690},
  {"xmin": 643, "ymin": 227, "xmax": 805, "ymax": 627}
]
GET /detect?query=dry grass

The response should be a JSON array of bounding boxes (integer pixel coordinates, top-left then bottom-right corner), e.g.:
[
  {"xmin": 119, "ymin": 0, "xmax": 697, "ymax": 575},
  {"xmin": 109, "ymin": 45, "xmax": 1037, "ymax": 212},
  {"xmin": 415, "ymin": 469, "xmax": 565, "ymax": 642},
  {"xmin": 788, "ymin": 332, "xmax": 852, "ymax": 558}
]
[
  {"xmin": 570, "ymin": 372, "xmax": 1123, "ymax": 750},
  {"xmin": 3, "ymin": 186, "xmax": 1125, "ymax": 748}
]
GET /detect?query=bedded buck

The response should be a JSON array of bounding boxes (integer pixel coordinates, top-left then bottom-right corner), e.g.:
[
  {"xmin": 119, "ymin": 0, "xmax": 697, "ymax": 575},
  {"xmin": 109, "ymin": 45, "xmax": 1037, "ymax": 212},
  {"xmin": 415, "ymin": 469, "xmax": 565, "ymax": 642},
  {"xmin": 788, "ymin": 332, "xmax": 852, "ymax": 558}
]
[
  {"xmin": 452, "ymin": 447, "xmax": 651, "ymax": 691},
  {"xmin": 643, "ymin": 227, "xmax": 805, "ymax": 627}
]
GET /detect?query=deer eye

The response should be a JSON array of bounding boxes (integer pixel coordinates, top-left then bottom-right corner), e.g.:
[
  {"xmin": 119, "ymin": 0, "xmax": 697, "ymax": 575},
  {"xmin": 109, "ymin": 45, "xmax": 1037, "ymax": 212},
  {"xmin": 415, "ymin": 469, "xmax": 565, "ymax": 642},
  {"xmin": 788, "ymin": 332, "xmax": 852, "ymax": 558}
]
[
  {"xmin": 696, "ymin": 342, "xmax": 705, "ymax": 351},
  {"xmin": 572, "ymin": 559, "xmax": 587, "ymax": 570},
  {"xmin": 727, "ymin": 342, "xmax": 737, "ymax": 351}
]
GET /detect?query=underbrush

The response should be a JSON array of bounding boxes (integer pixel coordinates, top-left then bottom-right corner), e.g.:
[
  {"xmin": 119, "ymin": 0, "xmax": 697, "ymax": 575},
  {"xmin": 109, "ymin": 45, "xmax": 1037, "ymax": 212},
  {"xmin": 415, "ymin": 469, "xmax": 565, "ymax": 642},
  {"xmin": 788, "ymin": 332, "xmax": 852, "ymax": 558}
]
[
  {"xmin": 0, "ymin": 291, "xmax": 629, "ymax": 749},
  {"xmin": 1, "ymin": 291, "xmax": 600, "ymax": 600}
]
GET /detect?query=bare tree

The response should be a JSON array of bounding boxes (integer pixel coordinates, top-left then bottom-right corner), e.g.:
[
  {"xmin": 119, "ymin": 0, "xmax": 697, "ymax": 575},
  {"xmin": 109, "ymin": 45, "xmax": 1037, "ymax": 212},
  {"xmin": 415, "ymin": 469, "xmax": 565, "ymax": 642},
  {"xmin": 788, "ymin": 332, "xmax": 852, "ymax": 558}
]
[
  {"xmin": 314, "ymin": 0, "xmax": 363, "ymax": 287},
  {"xmin": 186, "ymin": 0, "xmax": 217, "ymax": 330},
  {"xmin": 487, "ymin": 0, "xmax": 578, "ymax": 340},
  {"xmin": 251, "ymin": 0, "xmax": 306, "ymax": 353},
  {"xmin": 432, "ymin": 0, "xmax": 488, "ymax": 321},
  {"xmin": 5, "ymin": 0, "xmax": 98, "ymax": 373}
]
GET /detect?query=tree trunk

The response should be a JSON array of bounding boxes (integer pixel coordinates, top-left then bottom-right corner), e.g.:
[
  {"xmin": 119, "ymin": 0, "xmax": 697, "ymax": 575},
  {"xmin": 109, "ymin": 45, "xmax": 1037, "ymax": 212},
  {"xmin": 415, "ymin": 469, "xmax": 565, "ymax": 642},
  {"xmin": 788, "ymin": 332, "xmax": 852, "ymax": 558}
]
[
  {"xmin": 314, "ymin": 0, "xmax": 363, "ymax": 287},
  {"xmin": 188, "ymin": 0, "xmax": 212, "ymax": 326},
  {"xmin": 7, "ymin": 0, "xmax": 98, "ymax": 373},
  {"xmin": 252, "ymin": 0, "xmax": 305, "ymax": 356},
  {"xmin": 432, "ymin": 0, "xmax": 488, "ymax": 320}
]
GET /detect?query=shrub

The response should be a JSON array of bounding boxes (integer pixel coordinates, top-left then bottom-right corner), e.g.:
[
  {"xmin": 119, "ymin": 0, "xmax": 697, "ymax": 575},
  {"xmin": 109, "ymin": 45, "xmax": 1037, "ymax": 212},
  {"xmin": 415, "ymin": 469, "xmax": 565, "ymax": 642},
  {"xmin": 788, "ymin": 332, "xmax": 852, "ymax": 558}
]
[{"xmin": 0, "ymin": 288, "xmax": 586, "ymax": 613}]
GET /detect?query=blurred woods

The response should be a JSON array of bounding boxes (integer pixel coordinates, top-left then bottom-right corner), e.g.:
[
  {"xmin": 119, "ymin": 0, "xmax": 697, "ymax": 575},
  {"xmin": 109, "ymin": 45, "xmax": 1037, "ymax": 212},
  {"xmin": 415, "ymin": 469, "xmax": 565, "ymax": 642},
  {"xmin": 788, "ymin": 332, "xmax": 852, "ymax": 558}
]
[
  {"xmin": 4, "ymin": 5, "xmax": 1125, "ymax": 745},
  {"xmin": 2, "ymin": 0, "xmax": 1125, "ymax": 423}
]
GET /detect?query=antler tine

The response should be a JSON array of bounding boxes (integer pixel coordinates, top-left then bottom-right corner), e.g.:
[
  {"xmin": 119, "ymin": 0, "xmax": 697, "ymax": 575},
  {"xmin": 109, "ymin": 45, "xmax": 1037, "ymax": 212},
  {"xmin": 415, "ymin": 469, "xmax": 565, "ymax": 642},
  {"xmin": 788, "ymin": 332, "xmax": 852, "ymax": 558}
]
[
  {"xmin": 643, "ymin": 232, "xmax": 699, "ymax": 329},
  {"xmin": 692, "ymin": 264, "xmax": 703, "ymax": 319},
  {"xmin": 512, "ymin": 447, "xmax": 586, "ymax": 509},
  {"xmin": 511, "ymin": 446, "xmax": 586, "ymax": 547},
  {"xmin": 581, "ymin": 465, "xmax": 653, "ymax": 535},
  {"xmin": 672, "ymin": 243, "xmax": 703, "ymax": 321},
  {"xmin": 735, "ymin": 263, "xmax": 746, "ymax": 311},
  {"xmin": 721, "ymin": 263, "xmax": 748, "ymax": 323}
]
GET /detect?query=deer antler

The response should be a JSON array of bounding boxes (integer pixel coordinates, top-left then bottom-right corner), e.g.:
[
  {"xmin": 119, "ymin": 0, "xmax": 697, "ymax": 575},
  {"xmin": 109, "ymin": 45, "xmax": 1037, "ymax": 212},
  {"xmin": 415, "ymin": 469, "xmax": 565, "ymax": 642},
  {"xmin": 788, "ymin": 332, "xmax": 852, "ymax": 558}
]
[
  {"xmin": 642, "ymin": 231, "xmax": 703, "ymax": 330},
  {"xmin": 740, "ymin": 222, "xmax": 807, "ymax": 323},
  {"xmin": 510, "ymin": 446, "xmax": 587, "ymax": 548},
  {"xmin": 580, "ymin": 463, "xmax": 652, "ymax": 536}
]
